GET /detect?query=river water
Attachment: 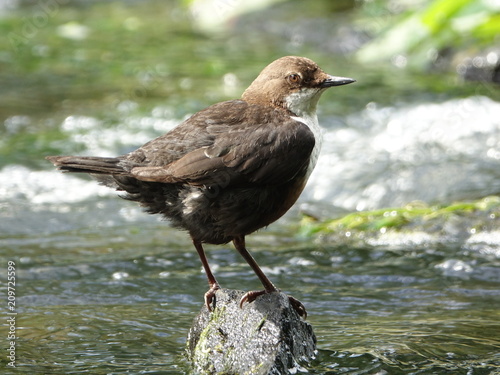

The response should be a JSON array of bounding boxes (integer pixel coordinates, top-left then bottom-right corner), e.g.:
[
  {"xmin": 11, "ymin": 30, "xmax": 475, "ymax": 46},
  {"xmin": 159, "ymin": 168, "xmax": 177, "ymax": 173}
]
[{"xmin": 1, "ymin": 1, "xmax": 499, "ymax": 374}]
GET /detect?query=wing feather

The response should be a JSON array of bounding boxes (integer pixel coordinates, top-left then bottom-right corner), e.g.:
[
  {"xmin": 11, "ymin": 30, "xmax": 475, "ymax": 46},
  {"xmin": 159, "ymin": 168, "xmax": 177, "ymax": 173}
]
[{"xmin": 127, "ymin": 100, "xmax": 316, "ymax": 187}]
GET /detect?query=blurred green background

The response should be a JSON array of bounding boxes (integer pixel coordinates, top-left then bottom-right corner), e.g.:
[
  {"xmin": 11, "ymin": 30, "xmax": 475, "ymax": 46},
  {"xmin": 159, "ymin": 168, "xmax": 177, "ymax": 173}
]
[{"xmin": 1, "ymin": 0, "xmax": 499, "ymax": 374}]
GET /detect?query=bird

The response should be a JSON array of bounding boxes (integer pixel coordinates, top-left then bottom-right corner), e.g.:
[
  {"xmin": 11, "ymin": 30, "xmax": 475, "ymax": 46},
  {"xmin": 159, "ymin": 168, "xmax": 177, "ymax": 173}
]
[{"xmin": 46, "ymin": 56, "xmax": 355, "ymax": 318}]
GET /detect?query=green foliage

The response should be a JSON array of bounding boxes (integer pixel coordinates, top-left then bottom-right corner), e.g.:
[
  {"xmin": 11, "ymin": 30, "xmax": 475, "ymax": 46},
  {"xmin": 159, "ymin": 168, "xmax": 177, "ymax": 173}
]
[{"xmin": 356, "ymin": 0, "xmax": 500, "ymax": 66}]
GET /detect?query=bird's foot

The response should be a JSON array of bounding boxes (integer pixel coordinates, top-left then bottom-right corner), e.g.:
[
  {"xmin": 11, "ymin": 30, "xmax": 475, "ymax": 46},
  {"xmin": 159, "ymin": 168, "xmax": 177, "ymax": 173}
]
[
  {"xmin": 204, "ymin": 283, "xmax": 221, "ymax": 312},
  {"xmin": 239, "ymin": 289, "xmax": 268, "ymax": 308},
  {"xmin": 288, "ymin": 295, "xmax": 307, "ymax": 319},
  {"xmin": 239, "ymin": 290, "xmax": 307, "ymax": 319}
]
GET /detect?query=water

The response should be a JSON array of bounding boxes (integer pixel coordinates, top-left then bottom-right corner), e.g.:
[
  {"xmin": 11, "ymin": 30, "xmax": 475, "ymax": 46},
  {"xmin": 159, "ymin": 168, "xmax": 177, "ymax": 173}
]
[
  {"xmin": 1, "ymin": 1, "xmax": 500, "ymax": 374},
  {"xmin": 2, "ymin": 226, "xmax": 499, "ymax": 373},
  {"xmin": 306, "ymin": 96, "xmax": 500, "ymax": 211}
]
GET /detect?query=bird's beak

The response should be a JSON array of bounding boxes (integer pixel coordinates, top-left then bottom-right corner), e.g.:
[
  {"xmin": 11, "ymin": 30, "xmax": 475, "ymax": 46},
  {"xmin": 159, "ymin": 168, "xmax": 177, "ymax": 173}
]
[{"xmin": 321, "ymin": 75, "xmax": 356, "ymax": 88}]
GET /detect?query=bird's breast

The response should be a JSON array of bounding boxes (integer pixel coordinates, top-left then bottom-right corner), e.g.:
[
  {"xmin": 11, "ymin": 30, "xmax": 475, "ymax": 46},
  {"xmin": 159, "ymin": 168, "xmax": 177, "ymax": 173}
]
[{"xmin": 290, "ymin": 113, "xmax": 322, "ymax": 177}]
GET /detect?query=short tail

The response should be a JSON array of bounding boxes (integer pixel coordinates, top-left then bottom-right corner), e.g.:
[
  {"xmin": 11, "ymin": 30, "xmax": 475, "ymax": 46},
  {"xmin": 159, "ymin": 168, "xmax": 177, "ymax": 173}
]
[{"xmin": 46, "ymin": 156, "xmax": 131, "ymax": 175}]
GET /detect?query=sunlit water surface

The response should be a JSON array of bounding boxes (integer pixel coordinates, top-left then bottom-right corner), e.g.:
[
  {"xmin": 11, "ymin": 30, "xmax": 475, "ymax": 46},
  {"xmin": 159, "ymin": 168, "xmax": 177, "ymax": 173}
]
[{"xmin": 1, "ymin": 203, "xmax": 499, "ymax": 373}]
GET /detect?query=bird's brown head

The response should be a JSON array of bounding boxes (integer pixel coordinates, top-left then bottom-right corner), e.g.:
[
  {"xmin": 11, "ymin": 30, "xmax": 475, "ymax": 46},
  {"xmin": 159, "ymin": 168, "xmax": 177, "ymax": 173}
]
[{"xmin": 242, "ymin": 56, "xmax": 355, "ymax": 117}]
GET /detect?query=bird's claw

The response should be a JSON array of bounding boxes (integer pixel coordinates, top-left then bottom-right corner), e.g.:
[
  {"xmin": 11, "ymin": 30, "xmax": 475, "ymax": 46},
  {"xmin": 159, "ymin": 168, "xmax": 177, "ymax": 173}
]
[
  {"xmin": 204, "ymin": 284, "xmax": 221, "ymax": 312},
  {"xmin": 239, "ymin": 290, "xmax": 307, "ymax": 319},
  {"xmin": 239, "ymin": 290, "xmax": 268, "ymax": 308},
  {"xmin": 288, "ymin": 295, "xmax": 307, "ymax": 319}
]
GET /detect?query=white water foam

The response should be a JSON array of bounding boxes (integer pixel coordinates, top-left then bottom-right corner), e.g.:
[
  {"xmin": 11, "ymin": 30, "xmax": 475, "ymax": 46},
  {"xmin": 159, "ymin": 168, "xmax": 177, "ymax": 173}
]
[{"xmin": 305, "ymin": 95, "xmax": 500, "ymax": 211}]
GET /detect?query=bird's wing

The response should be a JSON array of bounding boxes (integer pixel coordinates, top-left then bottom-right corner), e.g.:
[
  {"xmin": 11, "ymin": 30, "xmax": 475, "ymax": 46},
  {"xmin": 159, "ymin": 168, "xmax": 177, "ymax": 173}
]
[
  {"xmin": 128, "ymin": 103, "xmax": 316, "ymax": 187},
  {"xmin": 124, "ymin": 100, "xmax": 249, "ymax": 166}
]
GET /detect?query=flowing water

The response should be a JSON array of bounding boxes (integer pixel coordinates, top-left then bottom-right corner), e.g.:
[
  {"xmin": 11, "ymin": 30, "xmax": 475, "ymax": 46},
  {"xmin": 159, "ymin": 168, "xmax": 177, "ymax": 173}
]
[{"xmin": 1, "ymin": 1, "xmax": 499, "ymax": 374}]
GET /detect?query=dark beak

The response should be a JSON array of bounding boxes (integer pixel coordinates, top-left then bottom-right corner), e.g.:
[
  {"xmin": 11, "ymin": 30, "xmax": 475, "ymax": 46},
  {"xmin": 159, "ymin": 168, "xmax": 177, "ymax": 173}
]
[{"xmin": 321, "ymin": 75, "xmax": 356, "ymax": 88}]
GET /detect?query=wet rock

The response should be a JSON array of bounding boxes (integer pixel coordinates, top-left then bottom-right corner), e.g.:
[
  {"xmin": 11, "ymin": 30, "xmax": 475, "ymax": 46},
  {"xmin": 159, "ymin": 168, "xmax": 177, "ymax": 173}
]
[
  {"xmin": 311, "ymin": 196, "xmax": 500, "ymax": 250},
  {"xmin": 186, "ymin": 289, "xmax": 316, "ymax": 374}
]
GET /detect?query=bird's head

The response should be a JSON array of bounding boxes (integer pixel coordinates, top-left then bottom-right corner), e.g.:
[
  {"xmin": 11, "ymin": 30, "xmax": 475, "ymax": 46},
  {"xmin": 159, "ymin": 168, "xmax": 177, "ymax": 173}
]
[{"xmin": 242, "ymin": 56, "xmax": 355, "ymax": 117}]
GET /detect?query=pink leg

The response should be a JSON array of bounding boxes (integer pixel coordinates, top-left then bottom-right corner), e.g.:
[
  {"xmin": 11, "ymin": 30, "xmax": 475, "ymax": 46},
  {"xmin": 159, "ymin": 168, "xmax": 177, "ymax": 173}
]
[
  {"xmin": 193, "ymin": 239, "xmax": 220, "ymax": 311},
  {"xmin": 232, "ymin": 236, "xmax": 307, "ymax": 318}
]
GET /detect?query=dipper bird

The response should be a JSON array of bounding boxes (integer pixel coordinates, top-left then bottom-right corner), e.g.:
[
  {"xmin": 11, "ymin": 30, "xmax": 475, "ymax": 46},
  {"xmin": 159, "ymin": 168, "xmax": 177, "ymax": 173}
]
[{"xmin": 47, "ymin": 56, "xmax": 355, "ymax": 318}]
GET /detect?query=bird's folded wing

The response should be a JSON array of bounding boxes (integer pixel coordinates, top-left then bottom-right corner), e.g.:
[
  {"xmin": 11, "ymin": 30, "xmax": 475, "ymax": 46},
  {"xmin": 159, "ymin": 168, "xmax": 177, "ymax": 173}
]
[{"xmin": 129, "ymin": 119, "xmax": 315, "ymax": 187}]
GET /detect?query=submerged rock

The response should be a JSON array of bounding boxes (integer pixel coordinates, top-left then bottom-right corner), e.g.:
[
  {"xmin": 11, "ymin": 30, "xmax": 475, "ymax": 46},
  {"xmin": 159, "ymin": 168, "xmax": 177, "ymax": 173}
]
[
  {"xmin": 302, "ymin": 196, "xmax": 500, "ymax": 251},
  {"xmin": 186, "ymin": 289, "xmax": 316, "ymax": 374}
]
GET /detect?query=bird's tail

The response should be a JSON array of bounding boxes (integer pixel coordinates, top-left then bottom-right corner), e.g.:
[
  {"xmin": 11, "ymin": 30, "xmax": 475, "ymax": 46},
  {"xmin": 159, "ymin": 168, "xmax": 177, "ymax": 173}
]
[{"xmin": 46, "ymin": 156, "xmax": 131, "ymax": 175}]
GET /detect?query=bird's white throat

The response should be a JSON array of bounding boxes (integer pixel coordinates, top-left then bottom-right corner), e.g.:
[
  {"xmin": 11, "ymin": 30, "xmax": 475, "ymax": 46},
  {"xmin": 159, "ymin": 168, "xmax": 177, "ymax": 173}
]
[{"xmin": 286, "ymin": 88, "xmax": 324, "ymax": 177}]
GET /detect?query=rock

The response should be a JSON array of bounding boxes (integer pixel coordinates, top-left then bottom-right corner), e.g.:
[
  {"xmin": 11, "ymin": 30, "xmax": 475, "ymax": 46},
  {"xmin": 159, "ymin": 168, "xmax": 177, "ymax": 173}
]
[{"xmin": 186, "ymin": 289, "xmax": 316, "ymax": 374}]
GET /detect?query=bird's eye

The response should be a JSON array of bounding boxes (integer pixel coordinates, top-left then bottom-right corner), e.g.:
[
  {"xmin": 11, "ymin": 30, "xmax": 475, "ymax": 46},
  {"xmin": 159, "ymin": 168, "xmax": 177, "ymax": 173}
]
[{"xmin": 287, "ymin": 74, "xmax": 301, "ymax": 84}]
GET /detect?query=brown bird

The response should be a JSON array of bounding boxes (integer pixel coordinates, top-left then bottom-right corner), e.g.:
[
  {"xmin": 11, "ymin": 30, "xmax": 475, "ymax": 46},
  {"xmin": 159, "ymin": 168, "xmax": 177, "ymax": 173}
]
[{"xmin": 46, "ymin": 56, "xmax": 355, "ymax": 318}]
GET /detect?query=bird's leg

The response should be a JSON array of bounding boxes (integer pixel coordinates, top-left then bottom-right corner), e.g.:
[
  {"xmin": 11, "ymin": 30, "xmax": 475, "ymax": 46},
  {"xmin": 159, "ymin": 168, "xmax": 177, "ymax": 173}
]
[
  {"xmin": 193, "ymin": 239, "xmax": 220, "ymax": 311},
  {"xmin": 233, "ymin": 236, "xmax": 277, "ymax": 292},
  {"xmin": 232, "ymin": 235, "xmax": 307, "ymax": 318}
]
